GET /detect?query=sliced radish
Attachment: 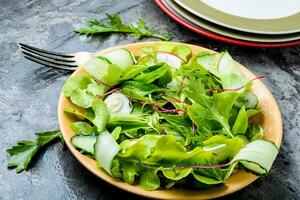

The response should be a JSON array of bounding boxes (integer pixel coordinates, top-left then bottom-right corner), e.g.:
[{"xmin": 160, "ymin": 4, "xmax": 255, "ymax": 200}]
[{"xmin": 156, "ymin": 52, "xmax": 184, "ymax": 69}]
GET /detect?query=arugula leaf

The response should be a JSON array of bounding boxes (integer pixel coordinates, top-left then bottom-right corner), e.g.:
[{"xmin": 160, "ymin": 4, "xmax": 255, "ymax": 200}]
[
  {"xmin": 185, "ymin": 79, "xmax": 241, "ymax": 138},
  {"xmin": 75, "ymin": 14, "xmax": 171, "ymax": 41},
  {"xmin": 7, "ymin": 130, "xmax": 62, "ymax": 173}
]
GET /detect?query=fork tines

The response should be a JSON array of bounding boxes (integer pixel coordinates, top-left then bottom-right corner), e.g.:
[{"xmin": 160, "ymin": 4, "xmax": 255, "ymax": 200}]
[{"xmin": 19, "ymin": 43, "xmax": 78, "ymax": 70}]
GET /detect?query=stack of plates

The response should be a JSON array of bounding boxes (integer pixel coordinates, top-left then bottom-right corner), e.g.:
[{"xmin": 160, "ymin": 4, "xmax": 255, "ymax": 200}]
[{"xmin": 156, "ymin": 0, "xmax": 300, "ymax": 47}]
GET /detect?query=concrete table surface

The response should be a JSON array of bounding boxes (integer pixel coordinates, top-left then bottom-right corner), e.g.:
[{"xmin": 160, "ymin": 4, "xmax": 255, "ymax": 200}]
[{"xmin": 0, "ymin": 0, "xmax": 299, "ymax": 199}]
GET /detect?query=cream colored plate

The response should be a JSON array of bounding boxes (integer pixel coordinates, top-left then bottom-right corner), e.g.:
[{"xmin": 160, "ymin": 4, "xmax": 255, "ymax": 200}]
[
  {"xmin": 175, "ymin": 0, "xmax": 300, "ymax": 34},
  {"xmin": 58, "ymin": 42, "xmax": 282, "ymax": 200},
  {"xmin": 164, "ymin": 0, "xmax": 300, "ymax": 43}
]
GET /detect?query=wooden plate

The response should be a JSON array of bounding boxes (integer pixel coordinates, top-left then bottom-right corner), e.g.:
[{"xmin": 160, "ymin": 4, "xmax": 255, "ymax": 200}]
[{"xmin": 58, "ymin": 42, "xmax": 282, "ymax": 200}]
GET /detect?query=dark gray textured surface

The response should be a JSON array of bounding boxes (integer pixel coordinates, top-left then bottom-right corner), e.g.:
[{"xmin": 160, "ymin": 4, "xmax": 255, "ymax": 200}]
[{"xmin": 0, "ymin": 0, "xmax": 299, "ymax": 199}]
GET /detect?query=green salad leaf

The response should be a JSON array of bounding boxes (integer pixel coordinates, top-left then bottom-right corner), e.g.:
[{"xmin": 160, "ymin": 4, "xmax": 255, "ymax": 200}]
[
  {"xmin": 60, "ymin": 44, "xmax": 278, "ymax": 190},
  {"xmin": 71, "ymin": 122, "xmax": 97, "ymax": 135},
  {"xmin": 8, "ymin": 44, "xmax": 279, "ymax": 185},
  {"xmin": 7, "ymin": 130, "xmax": 62, "ymax": 173}
]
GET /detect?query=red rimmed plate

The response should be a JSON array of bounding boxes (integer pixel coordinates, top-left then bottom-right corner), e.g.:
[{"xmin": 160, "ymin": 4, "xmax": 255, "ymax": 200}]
[{"xmin": 156, "ymin": 0, "xmax": 300, "ymax": 48}]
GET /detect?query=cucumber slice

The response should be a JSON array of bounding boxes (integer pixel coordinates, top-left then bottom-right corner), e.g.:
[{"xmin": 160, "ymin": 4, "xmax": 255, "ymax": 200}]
[
  {"xmin": 71, "ymin": 135, "xmax": 97, "ymax": 155},
  {"xmin": 102, "ymin": 49, "xmax": 135, "ymax": 71},
  {"xmin": 83, "ymin": 57, "xmax": 122, "ymax": 86},
  {"xmin": 94, "ymin": 131, "xmax": 120, "ymax": 175},
  {"xmin": 226, "ymin": 140, "xmax": 278, "ymax": 178},
  {"xmin": 156, "ymin": 52, "xmax": 184, "ymax": 69}
]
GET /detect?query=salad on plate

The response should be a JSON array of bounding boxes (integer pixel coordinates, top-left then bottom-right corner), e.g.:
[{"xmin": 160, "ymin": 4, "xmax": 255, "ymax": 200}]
[{"xmin": 62, "ymin": 43, "xmax": 278, "ymax": 190}]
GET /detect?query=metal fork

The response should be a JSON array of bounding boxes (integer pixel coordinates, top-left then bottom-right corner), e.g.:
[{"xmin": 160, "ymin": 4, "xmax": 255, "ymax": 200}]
[{"xmin": 19, "ymin": 43, "xmax": 92, "ymax": 71}]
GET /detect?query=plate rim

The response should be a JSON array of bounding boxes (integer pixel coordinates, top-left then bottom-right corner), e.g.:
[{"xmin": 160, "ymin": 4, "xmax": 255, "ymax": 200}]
[
  {"xmin": 164, "ymin": 0, "xmax": 300, "ymax": 43},
  {"xmin": 156, "ymin": 0, "xmax": 300, "ymax": 47},
  {"xmin": 58, "ymin": 41, "xmax": 283, "ymax": 199},
  {"xmin": 175, "ymin": 0, "xmax": 300, "ymax": 35}
]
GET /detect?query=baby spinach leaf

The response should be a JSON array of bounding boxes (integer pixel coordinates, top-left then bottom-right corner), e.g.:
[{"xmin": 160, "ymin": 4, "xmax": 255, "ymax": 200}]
[
  {"xmin": 134, "ymin": 63, "xmax": 171, "ymax": 84},
  {"xmin": 121, "ymin": 65, "xmax": 149, "ymax": 81}
]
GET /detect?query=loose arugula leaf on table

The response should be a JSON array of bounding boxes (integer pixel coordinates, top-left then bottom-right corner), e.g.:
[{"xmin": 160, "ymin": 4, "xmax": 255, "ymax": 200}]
[
  {"xmin": 6, "ymin": 130, "xmax": 62, "ymax": 173},
  {"xmin": 75, "ymin": 13, "xmax": 171, "ymax": 41}
]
